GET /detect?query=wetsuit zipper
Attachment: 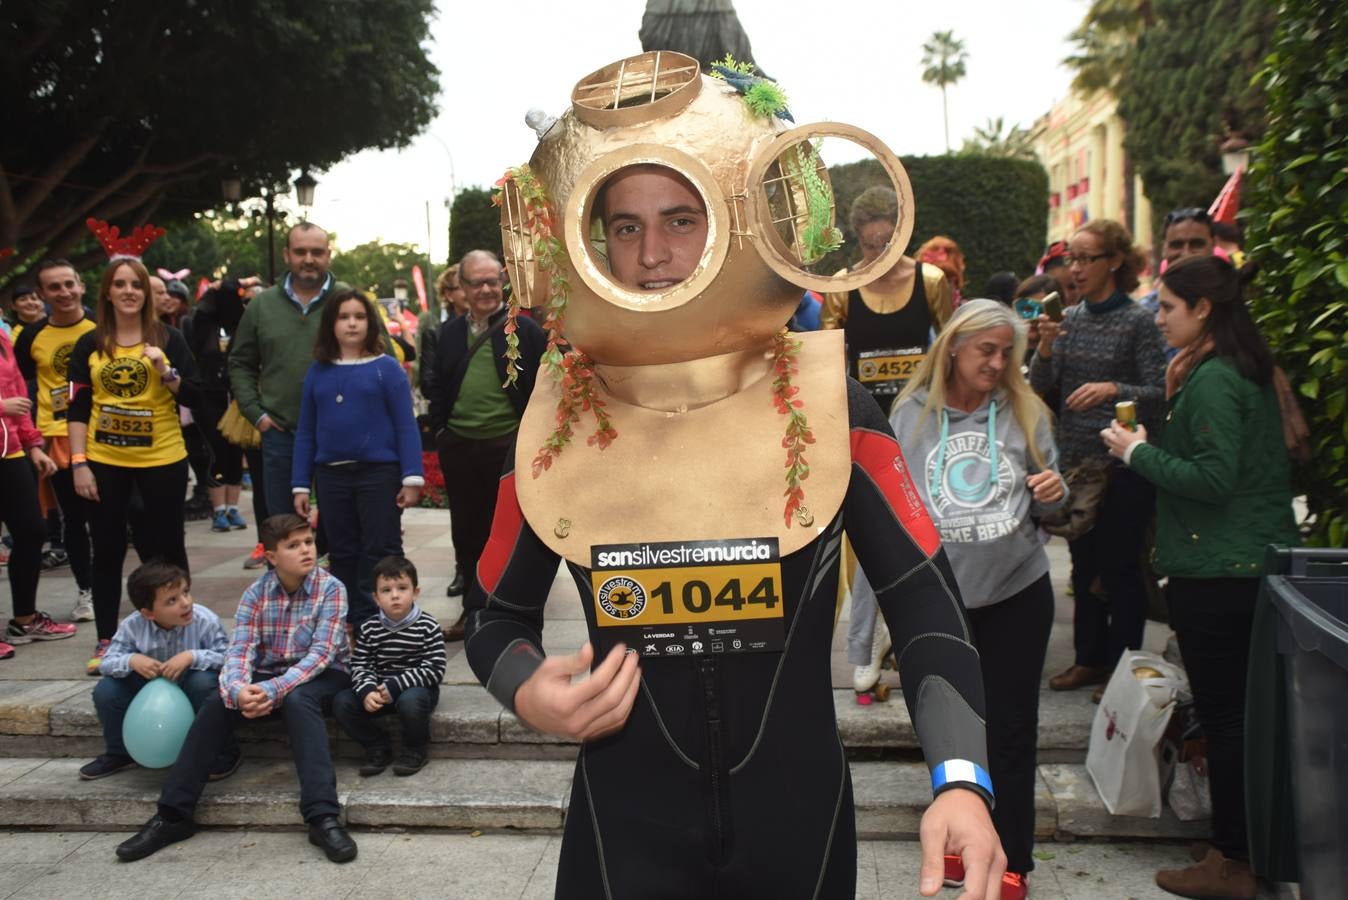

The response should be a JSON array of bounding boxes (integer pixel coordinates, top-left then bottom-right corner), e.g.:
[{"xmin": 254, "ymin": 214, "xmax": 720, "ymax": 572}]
[{"xmin": 700, "ymin": 657, "xmax": 730, "ymax": 865}]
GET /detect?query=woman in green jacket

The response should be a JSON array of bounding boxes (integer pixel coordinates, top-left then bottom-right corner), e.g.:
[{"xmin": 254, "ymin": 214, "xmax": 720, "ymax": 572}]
[{"xmin": 1101, "ymin": 254, "xmax": 1298, "ymax": 900}]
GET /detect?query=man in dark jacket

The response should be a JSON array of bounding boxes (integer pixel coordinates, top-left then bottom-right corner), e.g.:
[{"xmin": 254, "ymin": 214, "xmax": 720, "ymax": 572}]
[{"xmin": 426, "ymin": 250, "xmax": 545, "ymax": 639}]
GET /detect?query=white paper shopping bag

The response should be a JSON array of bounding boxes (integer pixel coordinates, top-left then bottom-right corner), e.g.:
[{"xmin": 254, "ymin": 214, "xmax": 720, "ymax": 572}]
[{"xmin": 1085, "ymin": 651, "xmax": 1189, "ymax": 817}]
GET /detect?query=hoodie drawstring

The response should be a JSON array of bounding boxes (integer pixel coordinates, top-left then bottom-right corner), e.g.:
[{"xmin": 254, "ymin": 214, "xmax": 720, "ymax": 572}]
[{"xmin": 929, "ymin": 399, "xmax": 998, "ymax": 501}]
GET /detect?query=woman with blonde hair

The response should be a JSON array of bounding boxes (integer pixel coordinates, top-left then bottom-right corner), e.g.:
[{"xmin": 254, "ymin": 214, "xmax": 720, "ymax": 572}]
[{"xmin": 893, "ymin": 298, "xmax": 1067, "ymax": 899}]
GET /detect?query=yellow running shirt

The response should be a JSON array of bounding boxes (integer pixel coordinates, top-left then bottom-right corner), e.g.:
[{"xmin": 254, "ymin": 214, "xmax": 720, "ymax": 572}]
[
  {"xmin": 67, "ymin": 330, "xmax": 191, "ymax": 468},
  {"xmin": 12, "ymin": 315, "xmax": 96, "ymax": 437}
]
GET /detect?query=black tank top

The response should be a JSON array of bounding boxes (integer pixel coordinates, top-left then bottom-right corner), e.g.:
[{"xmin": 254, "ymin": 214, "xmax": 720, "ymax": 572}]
[{"xmin": 843, "ymin": 262, "xmax": 934, "ymax": 401}]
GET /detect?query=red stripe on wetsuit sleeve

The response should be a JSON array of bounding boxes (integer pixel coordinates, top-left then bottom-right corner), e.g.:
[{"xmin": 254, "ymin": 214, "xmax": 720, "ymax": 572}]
[
  {"xmin": 850, "ymin": 427, "xmax": 942, "ymax": 558},
  {"xmin": 476, "ymin": 472, "xmax": 524, "ymax": 595}
]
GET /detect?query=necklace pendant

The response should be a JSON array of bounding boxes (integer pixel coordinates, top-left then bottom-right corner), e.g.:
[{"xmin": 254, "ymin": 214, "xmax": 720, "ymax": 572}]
[{"xmin": 336, "ymin": 394, "xmax": 344, "ymax": 404}]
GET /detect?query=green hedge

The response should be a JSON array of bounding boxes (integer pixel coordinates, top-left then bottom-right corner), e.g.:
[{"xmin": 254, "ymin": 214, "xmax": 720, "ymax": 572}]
[
  {"xmin": 821, "ymin": 155, "xmax": 1049, "ymax": 295},
  {"xmin": 1246, "ymin": 1, "xmax": 1348, "ymax": 546}
]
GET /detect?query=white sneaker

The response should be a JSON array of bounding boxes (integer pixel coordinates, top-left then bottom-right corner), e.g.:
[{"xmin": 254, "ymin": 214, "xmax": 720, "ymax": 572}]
[
  {"xmin": 852, "ymin": 619, "xmax": 893, "ymax": 694},
  {"xmin": 70, "ymin": 589, "xmax": 94, "ymax": 623}
]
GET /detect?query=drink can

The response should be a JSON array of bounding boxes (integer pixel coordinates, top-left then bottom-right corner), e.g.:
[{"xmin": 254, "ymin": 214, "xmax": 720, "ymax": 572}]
[{"xmin": 1115, "ymin": 400, "xmax": 1137, "ymax": 431}]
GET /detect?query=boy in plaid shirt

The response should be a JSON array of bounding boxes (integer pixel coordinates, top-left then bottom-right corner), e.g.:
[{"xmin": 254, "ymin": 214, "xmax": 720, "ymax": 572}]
[
  {"xmin": 333, "ymin": 556, "xmax": 446, "ymax": 776},
  {"xmin": 115, "ymin": 514, "xmax": 357, "ymax": 864}
]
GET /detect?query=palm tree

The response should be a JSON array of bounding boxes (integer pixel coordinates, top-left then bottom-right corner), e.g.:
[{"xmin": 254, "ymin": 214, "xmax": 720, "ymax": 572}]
[
  {"xmin": 1064, "ymin": 0, "xmax": 1154, "ymax": 96},
  {"xmin": 960, "ymin": 116, "xmax": 1037, "ymax": 160},
  {"xmin": 921, "ymin": 30, "xmax": 969, "ymax": 154}
]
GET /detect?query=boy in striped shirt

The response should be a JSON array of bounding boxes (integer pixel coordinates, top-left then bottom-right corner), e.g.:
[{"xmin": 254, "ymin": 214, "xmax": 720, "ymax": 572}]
[
  {"xmin": 333, "ymin": 556, "xmax": 446, "ymax": 776},
  {"xmin": 80, "ymin": 562, "xmax": 230, "ymax": 780}
]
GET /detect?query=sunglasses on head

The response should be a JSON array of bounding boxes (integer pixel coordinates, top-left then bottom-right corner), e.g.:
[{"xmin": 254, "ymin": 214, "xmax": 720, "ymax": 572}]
[{"xmin": 1164, "ymin": 207, "xmax": 1211, "ymax": 229}]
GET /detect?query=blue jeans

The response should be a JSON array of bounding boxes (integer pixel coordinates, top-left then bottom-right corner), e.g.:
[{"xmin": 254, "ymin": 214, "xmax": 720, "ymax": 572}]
[
  {"xmin": 314, "ymin": 462, "xmax": 404, "ymax": 624},
  {"xmin": 158, "ymin": 668, "xmax": 350, "ymax": 822},
  {"xmin": 92, "ymin": 669, "xmax": 227, "ymax": 758},
  {"xmin": 260, "ymin": 428, "xmax": 296, "ymax": 519},
  {"xmin": 333, "ymin": 685, "xmax": 438, "ymax": 750}
]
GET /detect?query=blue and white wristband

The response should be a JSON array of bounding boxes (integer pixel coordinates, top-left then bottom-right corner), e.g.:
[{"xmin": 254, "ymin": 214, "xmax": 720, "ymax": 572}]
[{"xmin": 932, "ymin": 759, "xmax": 995, "ymax": 806}]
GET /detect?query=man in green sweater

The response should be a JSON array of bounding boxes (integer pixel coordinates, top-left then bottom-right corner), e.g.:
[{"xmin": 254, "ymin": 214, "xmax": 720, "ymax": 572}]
[{"xmin": 229, "ymin": 223, "xmax": 352, "ymax": 522}]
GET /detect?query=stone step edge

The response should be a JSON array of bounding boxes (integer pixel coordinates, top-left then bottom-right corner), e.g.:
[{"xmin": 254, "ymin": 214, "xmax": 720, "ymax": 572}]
[
  {"xmin": 0, "ymin": 758, "xmax": 1208, "ymax": 842},
  {"xmin": 1, "ymin": 682, "xmax": 1100, "ymax": 753}
]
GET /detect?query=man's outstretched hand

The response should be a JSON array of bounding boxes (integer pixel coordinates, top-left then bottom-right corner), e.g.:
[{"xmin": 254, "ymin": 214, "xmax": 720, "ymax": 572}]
[
  {"xmin": 513, "ymin": 642, "xmax": 641, "ymax": 742},
  {"xmin": 919, "ymin": 787, "xmax": 1007, "ymax": 900}
]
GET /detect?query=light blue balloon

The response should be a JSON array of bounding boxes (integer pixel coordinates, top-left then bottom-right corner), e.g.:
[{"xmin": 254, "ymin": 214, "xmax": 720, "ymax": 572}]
[{"xmin": 123, "ymin": 678, "xmax": 195, "ymax": 769}]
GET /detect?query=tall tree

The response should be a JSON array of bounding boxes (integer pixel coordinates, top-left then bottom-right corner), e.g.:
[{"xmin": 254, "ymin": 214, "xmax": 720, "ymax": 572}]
[
  {"xmin": 1063, "ymin": 0, "xmax": 1155, "ymax": 96},
  {"xmin": 329, "ymin": 240, "xmax": 424, "ymax": 299},
  {"xmin": 448, "ymin": 187, "xmax": 503, "ymax": 265},
  {"xmin": 639, "ymin": 0, "xmax": 760, "ymax": 72},
  {"xmin": 921, "ymin": 31, "xmax": 968, "ymax": 155},
  {"xmin": 1114, "ymin": 0, "xmax": 1274, "ymax": 241},
  {"xmin": 0, "ymin": 0, "xmax": 439, "ymax": 283}
]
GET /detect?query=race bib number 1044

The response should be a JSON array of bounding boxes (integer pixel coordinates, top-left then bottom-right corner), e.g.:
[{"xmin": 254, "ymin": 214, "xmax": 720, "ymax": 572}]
[{"xmin": 589, "ymin": 538, "xmax": 785, "ymax": 659}]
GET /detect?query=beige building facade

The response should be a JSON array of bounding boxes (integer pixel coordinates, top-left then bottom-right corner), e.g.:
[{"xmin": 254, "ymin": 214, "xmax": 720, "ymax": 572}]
[{"xmin": 1031, "ymin": 90, "xmax": 1153, "ymax": 253}]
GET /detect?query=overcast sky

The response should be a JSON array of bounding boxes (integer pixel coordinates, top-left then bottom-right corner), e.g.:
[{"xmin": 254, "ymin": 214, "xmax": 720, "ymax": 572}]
[{"xmin": 304, "ymin": 1, "xmax": 1087, "ymax": 259}]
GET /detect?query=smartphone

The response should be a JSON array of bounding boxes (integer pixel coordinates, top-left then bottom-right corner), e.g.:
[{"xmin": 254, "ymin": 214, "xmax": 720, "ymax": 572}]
[{"xmin": 1041, "ymin": 292, "xmax": 1064, "ymax": 322}]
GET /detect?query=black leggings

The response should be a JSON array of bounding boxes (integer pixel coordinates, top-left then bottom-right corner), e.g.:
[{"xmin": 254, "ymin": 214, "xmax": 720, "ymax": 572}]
[
  {"xmin": 0, "ymin": 455, "xmax": 46, "ymax": 620},
  {"xmin": 48, "ymin": 464, "xmax": 93, "ymax": 591},
  {"xmin": 196, "ymin": 391, "xmax": 243, "ymax": 486},
  {"xmin": 87, "ymin": 459, "xmax": 189, "ymax": 640},
  {"xmin": 244, "ymin": 447, "xmax": 265, "ymax": 541},
  {"xmin": 965, "ymin": 573, "xmax": 1056, "ymax": 875},
  {"xmin": 1068, "ymin": 465, "xmax": 1154, "ymax": 668}
]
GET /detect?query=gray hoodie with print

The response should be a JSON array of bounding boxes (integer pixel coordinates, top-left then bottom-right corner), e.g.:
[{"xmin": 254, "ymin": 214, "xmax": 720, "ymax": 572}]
[{"xmin": 891, "ymin": 388, "xmax": 1067, "ymax": 609}]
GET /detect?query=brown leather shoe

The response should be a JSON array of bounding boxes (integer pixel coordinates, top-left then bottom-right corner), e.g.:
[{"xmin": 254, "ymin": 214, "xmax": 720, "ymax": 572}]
[
  {"xmin": 1155, "ymin": 848, "xmax": 1255, "ymax": 899},
  {"xmin": 442, "ymin": 610, "xmax": 467, "ymax": 642},
  {"xmin": 1048, "ymin": 664, "xmax": 1111, "ymax": 691}
]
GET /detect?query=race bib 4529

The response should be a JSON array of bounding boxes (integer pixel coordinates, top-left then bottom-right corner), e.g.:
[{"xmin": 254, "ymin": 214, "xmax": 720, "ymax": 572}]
[{"xmin": 589, "ymin": 538, "xmax": 785, "ymax": 659}]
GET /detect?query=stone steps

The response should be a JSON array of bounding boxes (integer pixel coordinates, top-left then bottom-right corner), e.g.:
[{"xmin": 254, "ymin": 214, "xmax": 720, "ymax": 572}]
[
  {"xmin": 0, "ymin": 757, "xmax": 1207, "ymax": 842},
  {"xmin": 0, "ymin": 681, "xmax": 1097, "ymax": 762}
]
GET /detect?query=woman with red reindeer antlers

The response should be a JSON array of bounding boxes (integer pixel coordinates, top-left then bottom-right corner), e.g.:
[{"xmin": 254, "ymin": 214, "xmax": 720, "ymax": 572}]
[
  {"xmin": 461, "ymin": 53, "xmax": 1005, "ymax": 900},
  {"xmin": 65, "ymin": 220, "xmax": 200, "ymax": 675}
]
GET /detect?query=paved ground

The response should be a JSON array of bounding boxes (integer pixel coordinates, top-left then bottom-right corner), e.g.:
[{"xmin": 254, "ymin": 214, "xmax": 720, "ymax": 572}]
[
  {"xmin": 0, "ymin": 830, "xmax": 1198, "ymax": 899},
  {"xmin": 1, "ymin": 490, "xmax": 1217, "ymax": 900}
]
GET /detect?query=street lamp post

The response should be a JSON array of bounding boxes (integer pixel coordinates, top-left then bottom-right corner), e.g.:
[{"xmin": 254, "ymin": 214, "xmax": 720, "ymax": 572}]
[
  {"xmin": 294, "ymin": 172, "xmax": 317, "ymax": 210},
  {"xmin": 221, "ymin": 174, "xmax": 317, "ymax": 283},
  {"xmin": 423, "ymin": 133, "xmax": 458, "ymax": 316},
  {"xmin": 264, "ymin": 187, "xmax": 278, "ymax": 283}
]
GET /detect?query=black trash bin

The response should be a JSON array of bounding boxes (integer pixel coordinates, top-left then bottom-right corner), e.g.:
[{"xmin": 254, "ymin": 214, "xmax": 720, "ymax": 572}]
[{"xmin": 1265, "ymin": 548, "xmax": 1348, "ymax": 900}]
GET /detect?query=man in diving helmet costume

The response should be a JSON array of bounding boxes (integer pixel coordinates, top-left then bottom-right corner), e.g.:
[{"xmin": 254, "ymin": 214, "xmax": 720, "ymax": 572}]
[{"xmin": 464, "ymin": 52, "xmax": 1004, "ymax": 899}]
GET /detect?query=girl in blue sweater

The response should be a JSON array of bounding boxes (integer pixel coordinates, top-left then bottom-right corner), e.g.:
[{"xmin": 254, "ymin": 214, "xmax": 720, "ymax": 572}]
[{"xmin": 293, "ymin": 291, "xmax": 423, "ymax": 624}]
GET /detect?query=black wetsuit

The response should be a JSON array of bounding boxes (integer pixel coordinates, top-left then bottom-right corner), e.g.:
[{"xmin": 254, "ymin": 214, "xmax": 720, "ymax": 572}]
[
  {"xmin": 844, "ymin": 264, "xmax": 934, "ymax": 406},
  {"xmin": 464, "ymin": 380, "xmax": 990, "ymax": 899}
]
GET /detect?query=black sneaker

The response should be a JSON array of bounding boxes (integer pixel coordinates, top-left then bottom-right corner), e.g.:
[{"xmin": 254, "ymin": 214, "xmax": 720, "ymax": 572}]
[
  {"xmin": 207, "ymin": 747, "xmax": 243, "ymax": 781},
  {"xmin": 115, "ymin": 814, "xmax": 196, "ymax": 861},
  {"xmin": 307, "ymin": 814, "xmax": 357, "ymax": 863},
  {"xmin": 391, "ymin": 747, "xmax": 428, "ymax": 777},
  {"xmin": 79, "ymin": 754, "xmax": 137, "ymax": 780},
  {"xmin": 358, "ymin": 746, "xmax": 393, "ymax": 777}
]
